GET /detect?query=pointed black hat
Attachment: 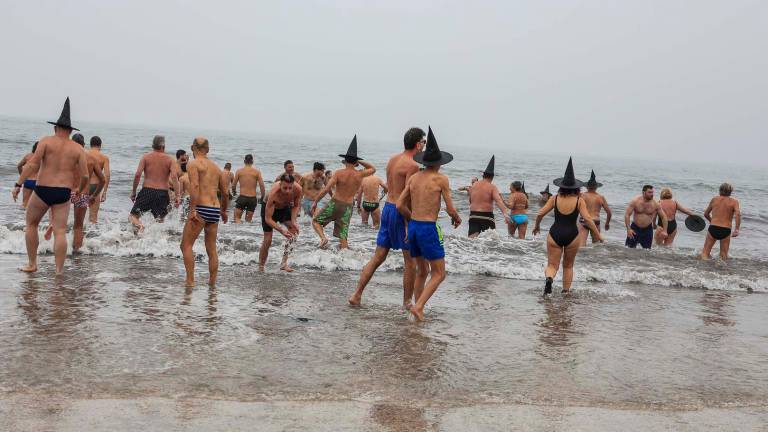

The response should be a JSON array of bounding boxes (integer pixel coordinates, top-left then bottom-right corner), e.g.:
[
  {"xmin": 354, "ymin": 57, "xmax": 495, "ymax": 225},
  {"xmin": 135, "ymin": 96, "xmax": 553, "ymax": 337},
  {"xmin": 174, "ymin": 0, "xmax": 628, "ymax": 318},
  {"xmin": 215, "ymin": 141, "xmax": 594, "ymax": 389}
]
[
  {"xmin": 413, "ymin": 126, "xmax": 453, "ymax": 167},
  {"xmin": 483, "ymin": 155, "xmax": 495, "ymax": 176},
  {"xmin": 540, "ymin": 184, "xmax": 551, "ymax": 195},
  {"xmin": 338, "ymin": 134, "xmax": 363, "ymax": 161},
  {"xmin": 47, "ymin": 97, "xmax": 79, "ymax": 131},
  {"xmin": 522, "ymin": 181, "xmax": 527, "ymax": 195},
  {"xmin": 553, "ymin": 157, "xmax": 583, "ymax": 189},
  {"xmin": 586, "ymin": 170, "xmax": 603, "ymax": 188}
]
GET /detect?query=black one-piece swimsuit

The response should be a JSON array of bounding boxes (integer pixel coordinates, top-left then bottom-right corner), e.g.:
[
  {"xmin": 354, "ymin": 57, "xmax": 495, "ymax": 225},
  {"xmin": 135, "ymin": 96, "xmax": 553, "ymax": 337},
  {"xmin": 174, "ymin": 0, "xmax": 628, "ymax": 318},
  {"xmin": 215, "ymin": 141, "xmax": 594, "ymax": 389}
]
[{"xmin": 549, "ymin": 196, "xmax": 580, "ymax": 247}]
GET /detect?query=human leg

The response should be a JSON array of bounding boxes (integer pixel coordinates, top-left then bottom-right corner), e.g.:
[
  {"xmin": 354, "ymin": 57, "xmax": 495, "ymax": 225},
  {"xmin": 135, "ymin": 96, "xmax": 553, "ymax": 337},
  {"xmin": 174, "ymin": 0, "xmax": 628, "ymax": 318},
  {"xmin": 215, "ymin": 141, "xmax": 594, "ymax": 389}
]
[
  {"xmin": 349, "ymin": 246, "xmax": 390, "ymax": 305},
  {"xmin": 49, "ymin": 202, "xmax": 71, "ymax": 274},
  {"xmin": 180, "ymin": 217, "xmax": 204, "ymax": 286},
  {"xmin": 21, "ymin": 194, "xmax": 48, "ymax": 272},
  {"xmin": 203, "ymin": 222, "xmax": 219, "ymax": 285},
  {"xmin": 410, "ymin": 258, "xmax": 446, "ymax": 321},
  {"xmin": 258, "ymin": 231, "xmax": 274, "ymax": 271}
]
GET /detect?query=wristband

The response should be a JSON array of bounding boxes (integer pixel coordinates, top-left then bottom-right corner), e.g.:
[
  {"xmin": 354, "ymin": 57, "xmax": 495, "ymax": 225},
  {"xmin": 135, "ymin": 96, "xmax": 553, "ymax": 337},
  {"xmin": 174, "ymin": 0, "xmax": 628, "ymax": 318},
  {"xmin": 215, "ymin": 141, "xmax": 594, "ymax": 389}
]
[{"xmin": 14, "ymin": 183, "xmax": 22, "ymax": 188}]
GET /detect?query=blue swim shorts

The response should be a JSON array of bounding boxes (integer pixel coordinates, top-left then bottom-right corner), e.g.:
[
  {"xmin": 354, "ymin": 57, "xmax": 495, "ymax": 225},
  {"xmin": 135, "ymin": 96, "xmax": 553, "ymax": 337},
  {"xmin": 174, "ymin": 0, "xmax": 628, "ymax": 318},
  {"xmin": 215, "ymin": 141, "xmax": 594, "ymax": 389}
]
[
  {"xmin": 407, "ymin": 220, "xmax": 445, "ymax": 261},
  {"xmin": 376, "ymin": 202, "xmax": 409, "ymax": 251}
]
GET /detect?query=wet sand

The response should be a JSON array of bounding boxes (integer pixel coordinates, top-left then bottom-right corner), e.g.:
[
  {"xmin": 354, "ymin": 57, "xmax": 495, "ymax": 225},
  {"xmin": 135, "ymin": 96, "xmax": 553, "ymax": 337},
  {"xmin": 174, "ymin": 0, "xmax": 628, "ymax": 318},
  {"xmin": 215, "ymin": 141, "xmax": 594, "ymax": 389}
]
[{"xmin": 1, "ymin": 254, "xmax": 767, "ymax": 430}]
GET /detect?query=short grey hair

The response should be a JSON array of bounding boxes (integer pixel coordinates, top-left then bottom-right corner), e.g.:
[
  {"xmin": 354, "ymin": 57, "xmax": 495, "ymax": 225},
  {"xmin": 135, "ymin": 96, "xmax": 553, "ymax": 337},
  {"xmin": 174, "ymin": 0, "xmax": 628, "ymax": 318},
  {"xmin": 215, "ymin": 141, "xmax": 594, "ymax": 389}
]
[
  {"xmin": 152, "ymin": 135, "xmax": 165, "ymax": 150},
  {"xmin": 719, "ymin": 182, "xmax": 733, "ymax": 196}
]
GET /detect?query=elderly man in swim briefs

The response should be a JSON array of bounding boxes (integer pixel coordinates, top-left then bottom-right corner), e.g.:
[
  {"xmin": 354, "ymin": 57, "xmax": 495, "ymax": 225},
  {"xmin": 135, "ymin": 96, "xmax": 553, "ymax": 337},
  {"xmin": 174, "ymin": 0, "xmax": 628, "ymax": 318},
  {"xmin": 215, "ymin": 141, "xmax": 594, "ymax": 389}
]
[
  {"xmin": 700, "ymin": 182, "xmax": 741, "ymax": 260},
  {"xmin": 467, "ymin": 156, "xmax": 509, "ymax": 238}
]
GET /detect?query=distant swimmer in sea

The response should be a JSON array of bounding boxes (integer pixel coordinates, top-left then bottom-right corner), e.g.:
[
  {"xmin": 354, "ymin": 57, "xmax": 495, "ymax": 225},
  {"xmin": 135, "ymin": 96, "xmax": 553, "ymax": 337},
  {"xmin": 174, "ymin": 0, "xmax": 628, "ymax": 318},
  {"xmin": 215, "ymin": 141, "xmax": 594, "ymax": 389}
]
[
  {"xmin": 259, "ymin": 173, "xmax": 302, "ymax": 272},
  {"xmin": 232, "ymin": 154, "xmax": 265, "ymax": 223},
  {"xmin": 654, "ymin": 187, "xmax": 694, "ymax": 246},
  {"xmin": 506, "ymin": 181, "xmax": 529, "ymax": 239},
  {"xmin": 357, "ymin": 174, "xmax": 388, "ymax": 228},
  {"xmin": 87, "ymin": 136, "xmax": 110, "ymax": 224},
  {"xmin": 397, "ymin": 127, "xmax": 461, "ymax": 321},
  {"xmin": 539, "ymin": 184, "xmax": 552, "ymax": 206},
  {"xmin": 467, "ymin": 156, "xmax": 509, "ymax": 238},
  {"xmin": 533, "ymin": 158, "xmax": 602, "ymax": 295},
  {"xmin": 299, "ymin": 162, "xmax": 327, "ymax": 218},
  {"xmin": 275, "ymin": 160, "xmax": 303, "ymax": 185},
  {"xmin": 180, "ymin": 137, "xmax": 229, "ymax": 287},
  {"xmin": 15, "ymin": 142, "xmax": 38, "ymax": 209},
  {"xmin": 579, "ymin": 171, "xmax": 612, "ymax": 246},
  {"xmin": 311, "ymin": 135, "xmax": 376, "ymax": 249},
  {"xmin": 349, "ymin": 127, "xmax": 425, "ymax": 307},
  {"xmin": 700, "ymin": 183, "xmax": 741, "ymax": 260},
  {"xmin": 130, "ymin": 135, "xmax": 180, "ymax": 233},
  {"xmin": 12, "ymin": 98, "xmax": 89, "ymax": 274},
  {"xmin": 69, "ymin": 133, "xmax": 105, "ymax": 254},
  {"xmin": 625, "ymin": 185, "xmax": 667, "ymax": 249}
]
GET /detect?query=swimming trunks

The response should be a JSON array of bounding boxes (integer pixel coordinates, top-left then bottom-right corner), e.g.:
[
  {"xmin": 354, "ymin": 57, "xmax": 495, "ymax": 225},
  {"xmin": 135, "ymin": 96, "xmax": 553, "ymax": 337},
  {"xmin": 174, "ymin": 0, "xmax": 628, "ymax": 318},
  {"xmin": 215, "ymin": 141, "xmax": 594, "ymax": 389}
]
[
  {"xmin": 408, "ymin": 220, "xmax": 445, "ymax": 261},
  {"xmin": 235, "ymin": 195, "xmax": 259, "ymax": 212},
  {"xmin": 195, "ymin": 205, "xmax": 221, "ymax": 224},
  {"xmin": 657, "ymin": 215, "xmax": 677, "ymax": 235},
  {"xmin": 625, "ymin": 222, "xmax": 653, "ymax": 249},
  {"xmin": 71, "ymin": 191, "xmax": 91, "ymax": 209},
  {"xmin": 313, "ymin": 198, "xmax": 353, "ymax": 240},
  {"xmin": 261, "ymin": 203, "xmax": 292, "ymax": 232},
  {"xmin": 88, "ymin": 184, "xmax": 98, "ymax": 195},
  {"xmin": 23, "ymin": 179, "xmax": 36, "ymax": 190},
  {"xmin": 376, "ymin": 202, "xmax": 409, "ymax": 251},
  {"xmin": 34, "ymin": 186, "xmax": 71, "ymax": 207},
  {"xmin": 301, "ymin": 198, "xmax": 314, "ymax": 216},
  {"xmin": 708, "ymin": 225, "xmax": 732, "ymax": 240},
  {"xmin": 362, "ymin": 201, "xmax": 379, "ymax": 212},
  {"xmin": 130, "ymin": 187, "xmax": 171, "ymax": 220},
  {"xmin": 579, "ymin": 218, "xmax": 600, "ymax": 230},
  {"xmin": 549, "ymin": 196, "xmax": 580, "ymax": 247},
  {"xmin": 468, "ymin": 211, "xmax": 495, "ymax": 236},
  {"xmin": 512, "ymin": 214, "xmax": 529, "ymax": 225}
]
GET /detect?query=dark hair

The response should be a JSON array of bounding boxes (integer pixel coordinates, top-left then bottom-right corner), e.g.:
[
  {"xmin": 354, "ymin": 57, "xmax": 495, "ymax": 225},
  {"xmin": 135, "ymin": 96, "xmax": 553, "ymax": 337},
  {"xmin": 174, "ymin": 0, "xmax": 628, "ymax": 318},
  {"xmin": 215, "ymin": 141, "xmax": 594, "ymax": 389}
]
[
  {"xmin": 279, "ymin": 173, "xmax": 295, "ymax": 183},
  {"xmin": 511, "ymin": 181, "xmax": 522, "ymax": 191},
  {"xmin": 72, "ymin": 133, "xmax": 86, "ymax": 146},
  {"xmin": 284, "ymin": 160, "xmax": 293, "ymax": 168},
  {"xmin": 244, "ymin": 154, "xmax": 254, "ymax": 164},
  {"xmin": 224, "ymin": 163, "xmax": 232, "ymax": 169},
  {"xmin": 404, "ymin": 127, "xmax": 426, "ymax": 150},
  {"xmin": 558, "ymin": 187, "xmax": 579, "ymax": 196},
  {"xmin": 176, "ymin": 149, "xmax": 186, "ymax": 160},
  {"xmin": 181, "ymin": 162, "xmax": 187, "ymax": 173},
  {"xmin": 325, "ymin": 170, "xmax": 331, "ymax": 175},
  {"xmin": 344, "ymin": 156, "xmax": 358, "ymax": 164},
  {"xmin": 90, "ymin": 136, "xmax": 102, "ymax": 147},
  {"xmin": 32, "ymin": 141, "xmax": 39, "ymax": 153},
  {"xmin": 642, "ymin": 185, "xmax": 654, "ymax": 192},
  {"xmin": 482, "ymin": 173, "xmax": 494, "ymax": 180},
  {"xmin": 313, "ymin": 162, "xmax": 325, "ymax": 171}
]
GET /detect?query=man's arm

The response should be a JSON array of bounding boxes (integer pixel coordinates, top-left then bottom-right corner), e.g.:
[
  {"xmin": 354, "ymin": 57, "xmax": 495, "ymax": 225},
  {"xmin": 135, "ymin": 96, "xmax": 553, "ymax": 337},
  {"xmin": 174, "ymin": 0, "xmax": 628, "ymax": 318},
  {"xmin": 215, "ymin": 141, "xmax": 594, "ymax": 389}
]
[
  {"xmin": 90, "ymin": 161, "xmax": 106, "ymax": 199},
  {"xmin": 76, "ymin": 150, "xmax": 89, "ymax": 194},
  {"xmin": 16, "ymin": 155, "xmax": 28, "ymax": 175},
  {"xmin": 231, "ymin": 171, "xmax": 240, "ymax": 196},
  {"xmin": 291, "ymin": 185, "xmax": 302, "ymax": 225},
  {"xmin": 733, "ymin": 200, "xmax": 741, "ymax": 236},
  {"xmin": 703, "ymin": 199, "xmax": 714, "ymax": 222},
  {"xmin": 656, "ymin": 203, "xmax": 668, "ymax": 234},
  {"xmin": 131, "ymin": 156, "xmax": 146, "ymax": 200},
  {"xmin": 624, "ymin": 199, "xmax": 635, "ymax": 237},
  {"xmin": 169, "ymin": 159, "xmax": 180, "ymax": 205},
  {"xmin": 102, "ymin": 156, "xmax": 111, "ymax": 201},
  {"xmin": 258, "ymin": 172, "xmax": 266, "ymax": 201},
  {"xmin": 492, "ymin": 186, "xmax": 510, "ymax": 222},
  {"xmin": 533, "ymin": 196, "xmax": 555, "ymax": 235},
  {"xmin": 602, "ymin": 196, "xmax": 612, "ymax": 230},
  {"xmin": 396, "ymin": 179, "xmax": 413, "ymax": 221},
  {"xmin": 358, "ymin": 161, "xmax": 376, "ymax": 178},
  {"xmin": 219, "ymin": 170, "xmax": 229, "ymax": 223},
  {"xmin": 441, "ymin": 176, "xmax": 461, "ymax": 228}
]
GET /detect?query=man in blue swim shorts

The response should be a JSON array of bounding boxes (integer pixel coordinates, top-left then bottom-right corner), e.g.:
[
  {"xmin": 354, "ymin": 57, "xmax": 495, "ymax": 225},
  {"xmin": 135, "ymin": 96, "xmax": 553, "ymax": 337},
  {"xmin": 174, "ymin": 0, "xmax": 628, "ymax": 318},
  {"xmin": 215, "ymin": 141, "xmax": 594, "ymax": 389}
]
[
  {"xmin": 349, "ymin": 127, "xmax": 426, "ymax": 307},
  {"xmin": 396, "ymin": 127, "xmax": 462, "ymax": 321}
]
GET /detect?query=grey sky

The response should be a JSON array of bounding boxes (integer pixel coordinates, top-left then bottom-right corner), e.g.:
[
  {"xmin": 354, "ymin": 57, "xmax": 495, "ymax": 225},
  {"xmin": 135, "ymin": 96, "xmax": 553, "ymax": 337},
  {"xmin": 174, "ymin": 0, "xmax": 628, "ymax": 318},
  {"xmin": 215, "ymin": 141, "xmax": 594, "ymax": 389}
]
[{"xmin": 2, "ymin": 0, "xmax": 766, "ymax": 165}]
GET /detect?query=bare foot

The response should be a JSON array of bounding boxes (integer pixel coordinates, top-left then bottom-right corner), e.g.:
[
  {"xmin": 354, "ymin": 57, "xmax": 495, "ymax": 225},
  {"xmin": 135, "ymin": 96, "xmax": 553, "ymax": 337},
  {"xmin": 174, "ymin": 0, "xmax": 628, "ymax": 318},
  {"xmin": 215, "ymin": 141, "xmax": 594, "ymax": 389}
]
[
  {"xmin": 43, "ymin": 227, "xmax": 53, "ymax": 241},
  {"xmin": 318, "ymin": 238, "xmax": 329, "ymax": 249},
  {"xmin": 409, "ymin": 305, "xmax": 424, "ymax": 321},
  {"xmin": 348, "ymin": 292, "xmax": 362, "ymax": 306},
  {"xmin": 280, "ymin": 264, "xmax": 294, "ymax": 273},
  {"xmin": 20, "ymin": 264, "xmax": 37, "ymax": 273},
  {"xmin": 403, "ymin": 302, "xmax": 413, "ymax": 310},
  {"xmin": 258, "ymin": 265, "xmax": 265, "ymax": 272},
  {"xmin": 185, "ymin": 279, "xmax": 195, "ymax": 287}
]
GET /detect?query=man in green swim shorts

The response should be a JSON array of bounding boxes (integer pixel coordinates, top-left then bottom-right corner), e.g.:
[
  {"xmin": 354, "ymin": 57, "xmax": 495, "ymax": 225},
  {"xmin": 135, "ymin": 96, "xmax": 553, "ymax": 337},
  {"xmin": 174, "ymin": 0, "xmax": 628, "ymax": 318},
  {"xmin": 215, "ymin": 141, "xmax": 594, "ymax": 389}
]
[{"xmin": 311, "ymin": 135, "xmax": 376, "ymax": 249}]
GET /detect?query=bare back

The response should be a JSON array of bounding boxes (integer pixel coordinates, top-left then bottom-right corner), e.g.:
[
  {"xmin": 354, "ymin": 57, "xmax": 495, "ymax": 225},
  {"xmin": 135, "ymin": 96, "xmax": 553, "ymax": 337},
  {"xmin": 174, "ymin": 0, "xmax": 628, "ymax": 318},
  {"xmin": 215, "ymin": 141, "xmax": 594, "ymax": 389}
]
[
  {"xmin": 508, "ymin": 191, "xmax": 529, "ymax": 215},
  {"xmin": 88, "ymin": 150, "xmax": 109, "ymax": 185},
  {"xmin": 31, "ymin": 135, "xmax": 88, "ymax": 189},
  {"xmin": 332, "ymin": 167, "xmax": 367, "ymax": 204},
  {"xmin": 659, "ymin": 199, "xmax": 678, "ymax": 220},
  {"xmin": 190, "ymin": 158, "xmax": 225, "ymax": 207},
  {"xmin": 361, "ymin": 175, "xmax": 384, "ymax": 202},
  {"xmin": 140, "ymin": 151, "xmax": 175, "ymax": 190},
  {"xmin": 709, "ymin": 196, "xmax": 739, "ymax": 228},
  {"xmin": 236, "ymin": 166, "xmax": 262, "ymax": 196},
  {"xmin": 385, "ymin": 152, "xmax": 420, "ymax": 204},
  {"xmin": 583, "ymin": 191, "xmax": 606, "ymax": 220},
  {"xmin": 469, "ymin": 180, "xmax": 497, "ymax": 212},
  {"xmin": 407, "ymin": 170, "xmax": 450, "ymax": 221}
]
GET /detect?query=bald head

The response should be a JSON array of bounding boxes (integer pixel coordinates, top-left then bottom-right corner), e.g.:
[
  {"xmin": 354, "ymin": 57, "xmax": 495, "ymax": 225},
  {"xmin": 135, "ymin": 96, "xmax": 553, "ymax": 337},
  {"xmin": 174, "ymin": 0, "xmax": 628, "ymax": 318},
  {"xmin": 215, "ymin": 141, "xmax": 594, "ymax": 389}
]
[{"xmin": 192, "ymin": 136, "xmax": 209, "ymax": 154}]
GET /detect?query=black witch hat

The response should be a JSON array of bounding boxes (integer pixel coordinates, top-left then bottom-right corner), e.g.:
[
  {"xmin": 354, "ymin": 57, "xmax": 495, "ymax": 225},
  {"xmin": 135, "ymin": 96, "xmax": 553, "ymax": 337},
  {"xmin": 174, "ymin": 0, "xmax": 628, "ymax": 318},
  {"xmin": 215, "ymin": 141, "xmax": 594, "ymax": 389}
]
[
  {"xmin": 47, "ymin": 97, "xmax": 79, "ymax": 131},
  {"xmin": 483, "ymin": 155, "xmax": 495, "ymax": 176},
  {"xmin": 338, "ymin": 135, "xmax": 363, "ymax": 161},
  {"xmin": 413, "ymin": 126, "xmax": 453, "ymax": 167},
  {"xmin": 552, "ymin": 157, "xmax": 583, "ymax": 189},
  {"xmin": 522, "ymin": 181, "xmax": 527, "ymax": 195},
  {"xmin": 586, "ymin": 170, "xmax": 603, "ymax": 188},
  {"xmin": 540, "ymin": 184, "xmax": 551, "ymax": 195}
]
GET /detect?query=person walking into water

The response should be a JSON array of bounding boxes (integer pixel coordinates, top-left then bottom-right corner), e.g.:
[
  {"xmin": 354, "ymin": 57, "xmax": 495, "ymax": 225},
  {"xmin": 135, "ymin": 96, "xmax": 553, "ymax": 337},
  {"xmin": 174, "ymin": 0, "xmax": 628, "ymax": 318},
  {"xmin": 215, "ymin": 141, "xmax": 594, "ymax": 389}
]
[
  {"xmin": 12, "ymin": 98, "xmax": 90, "ymax": 274},
  {"xmin": 397, "ymin": 127, "xmax": 462, "ymax": 321},
  {"xmin": 232, "ymin": 154, "xmax": 265, "ymax": 223},
  {"xmin": 356, "ymin": 174, "xmax": 388, "ymax": 228},
  {"xmin": 311, "ymin": 135, "xmax": 376, "ymax": 249},
  {"xmin": 579, "ymin": 170, "xmax": 612, "ymax": 245},
  {"xmin": 533, "ymin": 158, "xmax": 602, "ymax": 296},
  {"xmin": 15, "ymin": 142, "xmax": 39, "ymax": 209},
  {"xmin": 129, "ymin": 135, "xmax": 180, "ymax": 233},
  {"xmin": 70, "ymin": 133, "xmax": 106, "ymax": 254},
  {"xmin": 507, "ymin": 181, "xmax": 529, "ymax": 239},
  {"xmin": 348, "ymin": 127, "xmax": 425, "ymax": 307},
  {"xmin": 259, "ymin": 174, "xmax": 302, "ymax": 272},
  {"xmin": 700, "ymin": 183, "xmax": 741, "ymax": 260},
  {"xmin": 87, "ymin": 136, "xmax": 110, "ymax": 224},
  {"xmin": 299, "ymin": 162, "xmax": 327, "ymax": 218},
  {"xmin": 467, "ymin": 155, "xmax": 509, "ymax": 238},
  {"xmin": 625, "ymin": 185, "xmax": 667, "ymax": 249},
  {"xmin": 654, "ymin": 188, "xmax": 695, "ymax": 246},
  {"xmin": 180, "ymin": 137, "xmax": 229, "ymax": 287}
]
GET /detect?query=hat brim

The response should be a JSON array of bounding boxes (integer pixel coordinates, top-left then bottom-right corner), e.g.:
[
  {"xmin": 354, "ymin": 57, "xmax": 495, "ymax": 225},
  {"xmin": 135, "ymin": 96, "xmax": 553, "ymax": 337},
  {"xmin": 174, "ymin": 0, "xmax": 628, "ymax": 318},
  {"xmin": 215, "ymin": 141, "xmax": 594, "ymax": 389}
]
[
  {"xmin": 685, "ymin": 215, "xmax": 706, "ymax": 232},
  {"xmin": 482, "ymin": 171, "xmax": 494, "ymax": 176},
  {"xmin": 414, "ymin": 151, "xmax": 453, "ymax": 166},
  {"xmin": 48, "ymin": 121, "xmax": 80, "ymax": 131},
  {"xmin": 540, "ymin": 190, "xmax": 550, "ymax": 195},
  {"xmin": 552, "ymin": 177, "xmax": 584, "ymax": 189},
  {"xmin": 586, "ymin": 182, "xmax": 603, "ymax": 188},
  {"xmin": 338, "ymin": 154, "xmax": 363, "ymax": 161}
]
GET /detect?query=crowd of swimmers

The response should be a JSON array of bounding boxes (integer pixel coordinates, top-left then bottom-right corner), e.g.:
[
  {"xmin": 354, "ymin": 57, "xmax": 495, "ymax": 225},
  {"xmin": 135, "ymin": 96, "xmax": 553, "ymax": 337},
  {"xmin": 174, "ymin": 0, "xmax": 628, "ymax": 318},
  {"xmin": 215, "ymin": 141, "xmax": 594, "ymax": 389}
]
[{"xmin": 11, "ymin": 98, "xmax": 743, "ymax": 320}]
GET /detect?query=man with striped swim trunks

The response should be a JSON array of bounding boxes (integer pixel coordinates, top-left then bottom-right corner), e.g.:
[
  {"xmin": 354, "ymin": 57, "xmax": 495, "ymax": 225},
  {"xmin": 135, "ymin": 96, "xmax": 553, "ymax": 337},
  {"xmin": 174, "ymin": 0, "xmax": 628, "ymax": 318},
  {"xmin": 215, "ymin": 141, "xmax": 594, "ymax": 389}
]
[{"xmin": 180, "ymin": 137, "xmax": 229, "ymax": 287}]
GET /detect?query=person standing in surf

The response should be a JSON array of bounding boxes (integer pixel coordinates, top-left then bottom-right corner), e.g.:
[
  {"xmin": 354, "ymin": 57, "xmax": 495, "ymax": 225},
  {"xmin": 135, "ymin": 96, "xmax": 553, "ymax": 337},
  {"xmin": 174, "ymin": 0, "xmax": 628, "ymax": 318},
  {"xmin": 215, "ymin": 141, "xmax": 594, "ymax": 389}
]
[
  {"xmin": 533, "ymin": 158, "xmax": 602, "ymax": 295},
  {"xmin": 311, "ymin": 135, "xmax": 376, "ymax": 249},
  {"xmin": 87, "ymin": 136, "xmax": 110, "ymax": 224},
  {"xmin": 397, "ymin": 127, "xmax": 462, "ymax": 321},
  {"xmin": 579, "ymin": 170, "xmax": 612, "ymax": 245},
  {"xmin": 507, "ymin": 181, "xmax": 529, "ymax": 239},
  {"xmin": 348, "ymin": 127, "xmax": 425, "ymax": 307},
  {"xmin": 130, "ymin": 135, "xmax": 180, "ymax": 233},
  {"xmin": 467, "ymin": 155, "xmax": 510, "ymax": 238},
  {"xmin": 232, "ymin": 154, "xmax": 266, "ymax": 223},
  {"xmin": 625, "ymin": 185, "xmax": 668, "ymax": 249},
  {"xmin": 70, "ymin": 133, "xmax": 106, "ymax": 254},
  {"xmin": 259, "ymin": 173, "xmax": 302, "ymax": 272},
  {"xmin": 12, "ymin": 98, "xmax": 90, "ymax": 274},
  {"xmin": 700, "ymin": 183, "xmax": 741, "ymax": 260},
  {"xmin": 356, "ymin": 174, "xmax": 388, "ymax": 228},
  {"xmin": 180, "ymin": 137, "xmax": 229, "ymax": 287},
  {"xmin": 538, "ymin": 184, "xmax": 552, "ymax": 206},
  {"xmin": 654, "ymin": 188, "xmax": 695, "ymax": 246},
  {"xmin": 15, "ymin": 142, "xmax": 39, "ymax": 209}
]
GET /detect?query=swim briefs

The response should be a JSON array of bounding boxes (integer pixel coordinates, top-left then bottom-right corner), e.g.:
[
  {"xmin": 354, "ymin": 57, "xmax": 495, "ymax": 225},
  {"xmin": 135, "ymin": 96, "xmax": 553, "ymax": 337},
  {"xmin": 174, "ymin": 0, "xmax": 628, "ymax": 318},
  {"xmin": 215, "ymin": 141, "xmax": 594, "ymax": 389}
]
[
  {"xmin": 195, "ymin": 205, "xmax": 221, "ymax": 224},
  {"xmin": 34, "ymin": 186, "xmax": 71, "ymax": 207},
  {"xmin": 708, "ymin": 225, "xmax": 732, "ymax": 240},
  {"xmin": 512, "ymin": 214, "xmax": 529, "ymax": 225},
  {"xmin": 362, "ymin": 201, "xmax": 379, "ymax": 212},
  {"xmin": 71, "ymin": 191, "xmax": 91, "ymax": 209}
]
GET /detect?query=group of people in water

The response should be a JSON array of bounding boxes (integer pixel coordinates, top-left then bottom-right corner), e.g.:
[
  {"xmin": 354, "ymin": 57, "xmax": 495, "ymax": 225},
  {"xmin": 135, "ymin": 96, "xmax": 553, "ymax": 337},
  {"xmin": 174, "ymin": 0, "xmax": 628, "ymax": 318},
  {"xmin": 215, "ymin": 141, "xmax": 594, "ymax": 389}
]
[{"xmin": 12, "ymin": 98, "xmax": 743, "ymax": 320}]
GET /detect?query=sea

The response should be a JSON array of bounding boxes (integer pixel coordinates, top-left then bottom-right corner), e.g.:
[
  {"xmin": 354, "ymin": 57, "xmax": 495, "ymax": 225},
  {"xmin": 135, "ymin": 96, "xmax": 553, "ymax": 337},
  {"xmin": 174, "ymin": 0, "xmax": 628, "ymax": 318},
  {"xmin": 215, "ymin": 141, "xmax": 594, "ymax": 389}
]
[{"xmin": 1, "ymin": 115, "xmax": 767, "ymax": 431}]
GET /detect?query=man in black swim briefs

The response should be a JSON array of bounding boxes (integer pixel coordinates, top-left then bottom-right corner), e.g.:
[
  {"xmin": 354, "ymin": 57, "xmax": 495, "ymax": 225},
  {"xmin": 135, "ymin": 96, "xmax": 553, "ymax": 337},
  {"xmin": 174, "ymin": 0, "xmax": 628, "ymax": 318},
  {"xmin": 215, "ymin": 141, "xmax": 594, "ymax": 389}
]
[
  {"xmin": 624, "ymin": 185, "xmax": 667, "ymax": 249},
  {"xmin": 700, "ymin": 183, "xmax": 741, "ymax": 260}
]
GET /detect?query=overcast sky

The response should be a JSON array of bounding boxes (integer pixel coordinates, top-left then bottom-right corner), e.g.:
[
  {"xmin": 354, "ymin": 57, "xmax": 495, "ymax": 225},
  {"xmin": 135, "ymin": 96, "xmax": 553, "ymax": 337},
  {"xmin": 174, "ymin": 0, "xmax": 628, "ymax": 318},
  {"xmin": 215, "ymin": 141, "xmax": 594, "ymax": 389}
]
[{"xmin": 1, "ymin": 0, "xmax": 766, "ymax": 165}]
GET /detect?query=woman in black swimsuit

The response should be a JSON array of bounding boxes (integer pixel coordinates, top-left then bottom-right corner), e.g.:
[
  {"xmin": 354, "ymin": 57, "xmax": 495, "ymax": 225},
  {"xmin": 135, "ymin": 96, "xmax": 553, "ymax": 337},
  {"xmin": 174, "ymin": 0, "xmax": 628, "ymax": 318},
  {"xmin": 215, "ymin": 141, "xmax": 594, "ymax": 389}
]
[{"xmin": 533, "ymin": 158, "xmax": 602, "ymax": 295}]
